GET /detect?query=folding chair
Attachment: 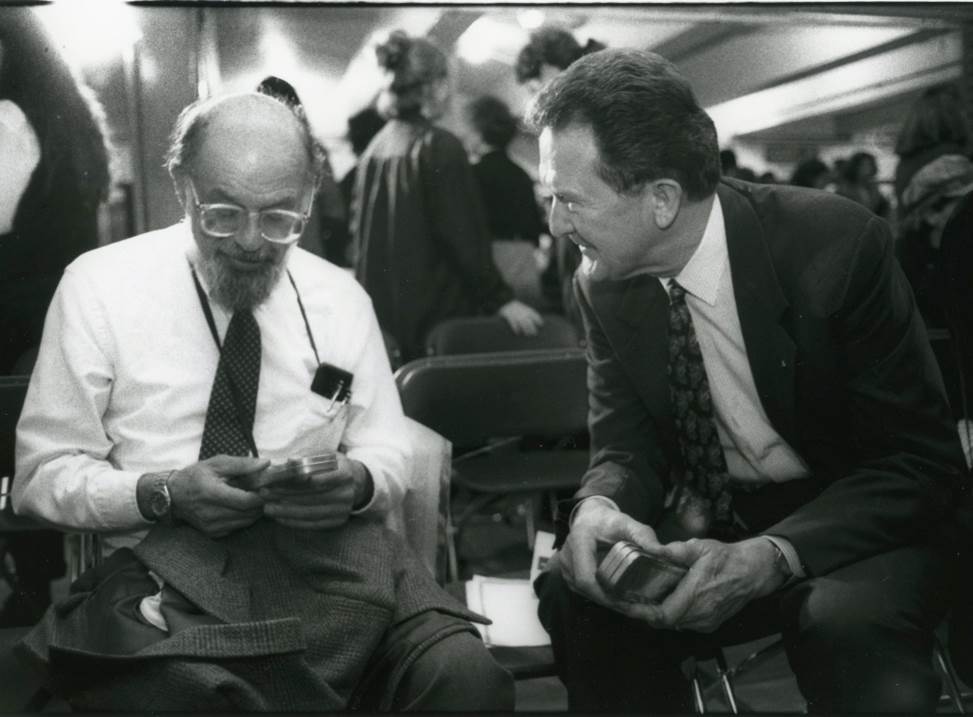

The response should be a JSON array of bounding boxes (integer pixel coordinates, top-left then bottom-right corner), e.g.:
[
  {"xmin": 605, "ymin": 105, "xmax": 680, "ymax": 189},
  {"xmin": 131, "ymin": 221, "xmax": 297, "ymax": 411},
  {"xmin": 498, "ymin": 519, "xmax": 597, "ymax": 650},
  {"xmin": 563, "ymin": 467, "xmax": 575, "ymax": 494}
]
[
  {"xmin": 424, "ymin": 314, "xmax": 581, "ymax": 357},
  {"xmin": 395, "ymin": 348, "xmax": 588, "ymax": 581}
]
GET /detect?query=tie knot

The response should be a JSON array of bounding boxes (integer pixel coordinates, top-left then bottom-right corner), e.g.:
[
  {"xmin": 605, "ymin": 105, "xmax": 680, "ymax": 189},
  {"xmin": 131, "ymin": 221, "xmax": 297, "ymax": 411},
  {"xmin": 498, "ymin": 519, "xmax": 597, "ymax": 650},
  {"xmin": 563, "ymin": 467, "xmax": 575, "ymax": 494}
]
[{"xmin": 668, "ymin": 279, "xmax": 686, "ymax": 303}]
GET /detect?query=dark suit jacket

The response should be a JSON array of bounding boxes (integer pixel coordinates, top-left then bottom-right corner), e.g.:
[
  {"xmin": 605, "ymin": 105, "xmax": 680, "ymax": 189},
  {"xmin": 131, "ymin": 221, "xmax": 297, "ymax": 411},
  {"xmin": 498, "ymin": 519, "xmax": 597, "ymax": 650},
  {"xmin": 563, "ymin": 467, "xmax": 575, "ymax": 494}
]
[{"xmin": 569, "ymin": 179, "xmax": 965, "ymax": 578}]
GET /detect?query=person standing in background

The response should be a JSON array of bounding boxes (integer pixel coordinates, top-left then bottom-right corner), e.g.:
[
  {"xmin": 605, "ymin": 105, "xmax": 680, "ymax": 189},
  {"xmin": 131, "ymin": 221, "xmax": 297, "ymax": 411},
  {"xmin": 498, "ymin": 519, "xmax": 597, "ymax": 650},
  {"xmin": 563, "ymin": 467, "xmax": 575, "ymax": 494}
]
[
  {"xmin": 895, "ymin": 83, "xmax": 971, "ymax": 211},
  {"xmin": 256, "ymin": 75, "xmax": 349, "ymax": 267},
  {"xmin": 466, "ymin": 95, "xmax": 547, "ymax": 310},
  {"xmin": 351, "ymin": 31, "xmax": 542, "ymax": 361},
  {"xmin": 0, "ymin": 6, "xmax": 111, "ymax": 627}
]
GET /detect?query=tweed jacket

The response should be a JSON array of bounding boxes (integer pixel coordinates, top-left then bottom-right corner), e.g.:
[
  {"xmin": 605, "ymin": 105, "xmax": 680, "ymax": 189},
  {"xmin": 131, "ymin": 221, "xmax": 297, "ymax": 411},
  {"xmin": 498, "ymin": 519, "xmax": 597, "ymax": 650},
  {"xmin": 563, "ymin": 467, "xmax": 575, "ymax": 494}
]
[
  {"xmin": 566, "ymin": 179, "xmax": 965, "ymax": 577},
  {"xmin": 18, "ymin": 518, "xmax": 481, "ymax": 711}
]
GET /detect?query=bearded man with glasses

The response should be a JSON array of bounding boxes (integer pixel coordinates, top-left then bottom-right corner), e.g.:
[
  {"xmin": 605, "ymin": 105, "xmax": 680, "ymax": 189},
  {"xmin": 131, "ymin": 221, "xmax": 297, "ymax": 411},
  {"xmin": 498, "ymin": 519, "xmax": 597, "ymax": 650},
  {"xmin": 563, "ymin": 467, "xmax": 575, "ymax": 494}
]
[{"xmin": 10, "ymin": 92, "xmax": 513, "ymax": 712}]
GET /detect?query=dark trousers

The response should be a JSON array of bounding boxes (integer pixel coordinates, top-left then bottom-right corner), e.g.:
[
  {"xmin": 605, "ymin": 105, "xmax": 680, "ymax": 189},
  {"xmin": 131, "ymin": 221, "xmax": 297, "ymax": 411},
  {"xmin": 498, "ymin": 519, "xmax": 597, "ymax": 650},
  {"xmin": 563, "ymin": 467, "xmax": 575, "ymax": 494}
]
[
  {"xmin": 353, "ymin": 608, "xmax": 515, "ymax": 711},
  {"xmin": 537, "ymin": 541, "xmax": 950, "ymax": 713}
]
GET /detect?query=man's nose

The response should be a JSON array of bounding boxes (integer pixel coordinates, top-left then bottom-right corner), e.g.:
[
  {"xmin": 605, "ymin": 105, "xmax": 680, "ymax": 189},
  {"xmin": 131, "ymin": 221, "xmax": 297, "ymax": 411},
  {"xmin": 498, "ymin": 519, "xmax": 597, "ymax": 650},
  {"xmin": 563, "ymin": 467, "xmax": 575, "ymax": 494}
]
[
  {"xmin": 235, "ymin": 212, "xmax": 264, "ymax": 252},
  {"xmin": 548, "ymin": 198, "xmax": 573, "ymax": 239}
]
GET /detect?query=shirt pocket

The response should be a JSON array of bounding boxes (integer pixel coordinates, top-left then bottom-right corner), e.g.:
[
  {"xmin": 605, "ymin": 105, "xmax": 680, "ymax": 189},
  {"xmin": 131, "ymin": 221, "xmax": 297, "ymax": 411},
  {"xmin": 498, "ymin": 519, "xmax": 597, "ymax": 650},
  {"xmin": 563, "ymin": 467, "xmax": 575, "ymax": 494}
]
[{"xmin": 290, "ymin": 393, "xmax": 350, "ymax": 458}]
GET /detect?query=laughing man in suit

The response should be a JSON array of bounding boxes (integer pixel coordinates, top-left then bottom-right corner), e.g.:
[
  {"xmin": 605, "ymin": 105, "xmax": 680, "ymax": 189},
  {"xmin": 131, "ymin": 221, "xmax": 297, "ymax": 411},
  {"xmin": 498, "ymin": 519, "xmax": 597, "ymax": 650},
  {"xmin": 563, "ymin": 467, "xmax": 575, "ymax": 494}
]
[{"xmin": 529, "ymin": 48, "xmax": 966, "ymax": 714}]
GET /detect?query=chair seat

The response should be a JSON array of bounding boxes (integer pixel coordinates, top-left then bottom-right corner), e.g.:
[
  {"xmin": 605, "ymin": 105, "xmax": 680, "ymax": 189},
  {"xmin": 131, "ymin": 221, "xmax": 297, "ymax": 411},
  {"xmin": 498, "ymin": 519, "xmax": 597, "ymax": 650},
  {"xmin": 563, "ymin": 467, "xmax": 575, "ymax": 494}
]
[{"xmin": 453, "ymin": 449, "xmax": 587, "ymax": 494}]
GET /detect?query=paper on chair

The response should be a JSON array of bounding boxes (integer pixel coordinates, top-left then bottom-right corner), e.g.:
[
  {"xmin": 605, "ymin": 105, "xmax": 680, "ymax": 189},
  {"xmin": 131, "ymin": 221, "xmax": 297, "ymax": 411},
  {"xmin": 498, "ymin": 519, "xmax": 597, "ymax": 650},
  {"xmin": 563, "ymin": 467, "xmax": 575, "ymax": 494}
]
[{"xmin": 465, "ymin": 575, "xmax": 551, "ymax": 647}]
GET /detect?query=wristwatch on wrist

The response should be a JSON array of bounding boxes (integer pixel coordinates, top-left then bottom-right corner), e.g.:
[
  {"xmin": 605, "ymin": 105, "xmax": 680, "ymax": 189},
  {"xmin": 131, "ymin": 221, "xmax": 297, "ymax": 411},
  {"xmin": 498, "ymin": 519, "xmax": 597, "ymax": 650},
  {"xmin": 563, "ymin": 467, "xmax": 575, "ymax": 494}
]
[{"xmin": 145, "ymin": 470, "xmax": 175, "ymax": 525}]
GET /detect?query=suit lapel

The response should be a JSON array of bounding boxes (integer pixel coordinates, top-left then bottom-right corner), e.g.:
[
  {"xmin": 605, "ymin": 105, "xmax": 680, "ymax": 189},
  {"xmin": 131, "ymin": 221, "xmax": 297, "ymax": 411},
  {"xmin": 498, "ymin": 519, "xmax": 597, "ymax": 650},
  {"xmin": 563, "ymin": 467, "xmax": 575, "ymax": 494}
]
[
  {"xmin": 718, "ymin": 182, "xmax": 798, "ymax": 446},
  {"xmin": 598, "ymin": 273, "xmax": 671, "ymax": 422}
]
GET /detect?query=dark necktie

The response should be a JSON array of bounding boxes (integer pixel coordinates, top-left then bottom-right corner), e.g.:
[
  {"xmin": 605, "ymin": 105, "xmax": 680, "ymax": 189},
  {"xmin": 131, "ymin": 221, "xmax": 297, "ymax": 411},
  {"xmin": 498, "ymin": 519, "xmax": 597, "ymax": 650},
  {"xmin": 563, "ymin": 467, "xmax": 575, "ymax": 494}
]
[
  {"xmin": 666, "ymin": 280, "xmax": 736, "ymax": 538},
  {"xmin": 199, "ymin": 310, "xmax": 261, "ymax": 459}
]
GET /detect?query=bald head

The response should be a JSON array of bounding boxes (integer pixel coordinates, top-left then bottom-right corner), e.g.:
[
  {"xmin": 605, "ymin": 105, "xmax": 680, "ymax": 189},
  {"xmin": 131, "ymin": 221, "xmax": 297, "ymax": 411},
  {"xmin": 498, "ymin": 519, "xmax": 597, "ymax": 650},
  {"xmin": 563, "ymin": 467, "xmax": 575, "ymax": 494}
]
[{"xmin": 165, "ymin": 92, "xmax": 321, "ymax": 186}]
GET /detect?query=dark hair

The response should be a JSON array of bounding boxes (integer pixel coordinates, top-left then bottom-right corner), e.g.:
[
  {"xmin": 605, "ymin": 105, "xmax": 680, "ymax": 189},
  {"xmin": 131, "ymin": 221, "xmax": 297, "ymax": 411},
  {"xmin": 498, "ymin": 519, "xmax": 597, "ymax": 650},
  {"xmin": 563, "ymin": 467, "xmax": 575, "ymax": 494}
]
[
  {"xmin": 895, "ymin": 84, "xmax": 970, "ymax": 158},
  {"xmin": 790, "ymin": 158, "xmax": 831, "ymax": 188},
  {"xmin": 466, "ymin": 95, "xmax": 518, "ymax": 150},
  {"xmin": 515, "ymin": 28, "xmax": 606, "ymax": 84},
  {"xmin": 525, "ymin": 48, "xmax": 720, "ymax": 200},
  {"xmin": 374, "ymin": 30, "xmax": 447, "ymax": 119},
  {"xmin": 256, "ymin": 75, "xmax": 302, "ymax": 108},
  {"xmin": 0, "ymin": 7, "xmax": 110, "ymax": 210},
  {"xmin": 347, "ymin": 106, "xmax": 386, "ymax": 156},
  {"xmin": 165, "ymin": 92, "xmax": 325, "ymax": 187},
  {"xmin": 842, "ymin": 151, "xmax": 877, "ymax": 182},
  {"xmin": 719, "ymin": 149, "xmax": 738, "ymax": 173}
]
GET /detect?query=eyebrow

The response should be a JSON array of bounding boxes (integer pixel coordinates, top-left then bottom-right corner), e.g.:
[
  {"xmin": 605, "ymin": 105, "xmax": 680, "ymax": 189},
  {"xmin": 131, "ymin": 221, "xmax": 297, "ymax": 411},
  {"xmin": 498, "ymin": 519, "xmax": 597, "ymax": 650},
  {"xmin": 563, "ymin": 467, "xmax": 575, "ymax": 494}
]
[{"xmin": 206, "ymin": 188, "xmax": 302, "ymax": 211}]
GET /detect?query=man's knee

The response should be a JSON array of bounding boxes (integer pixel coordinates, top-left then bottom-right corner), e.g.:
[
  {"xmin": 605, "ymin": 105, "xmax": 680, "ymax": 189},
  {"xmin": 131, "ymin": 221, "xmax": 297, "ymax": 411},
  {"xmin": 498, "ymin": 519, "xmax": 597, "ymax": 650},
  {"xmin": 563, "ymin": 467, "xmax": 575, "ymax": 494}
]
[
  {"xmin": 392, "ymin": 631, "xmax": 514, "ymax": 711},
  {"xmin": 784, "ymin": 566, "xmax": 942, "ymax": 712}
]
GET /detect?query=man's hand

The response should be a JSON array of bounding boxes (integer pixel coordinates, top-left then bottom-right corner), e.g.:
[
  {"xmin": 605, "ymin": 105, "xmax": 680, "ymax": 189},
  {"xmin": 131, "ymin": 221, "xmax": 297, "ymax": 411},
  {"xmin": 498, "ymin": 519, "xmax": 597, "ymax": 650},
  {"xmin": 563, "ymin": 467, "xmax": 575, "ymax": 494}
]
[
  {"xmin": 616, "ymin": 536, "xmax": 788, "ymax": 633},
  {"xmin": 498, "ymin": 300, "xmax": 544, "ymax": 336},
  {"xmin": 260, "ymin": 454, "xmax": 371, "ymax": 530},
  {"xmin": 559, "ymin": 499, "xmax": 662, "ymax": 608},
  {"xmin": 168, "ymin": 455, "xmax": 269, "ymax": 538}
]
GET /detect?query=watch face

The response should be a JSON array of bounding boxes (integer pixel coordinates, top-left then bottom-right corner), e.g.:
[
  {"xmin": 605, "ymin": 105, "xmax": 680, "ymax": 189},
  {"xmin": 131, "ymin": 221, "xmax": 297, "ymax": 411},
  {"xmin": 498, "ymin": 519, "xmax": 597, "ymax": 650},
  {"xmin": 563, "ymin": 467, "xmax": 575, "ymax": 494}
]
[{"xmin": 149, "ymin": 486, "xmax": 170, "ymax": 519}]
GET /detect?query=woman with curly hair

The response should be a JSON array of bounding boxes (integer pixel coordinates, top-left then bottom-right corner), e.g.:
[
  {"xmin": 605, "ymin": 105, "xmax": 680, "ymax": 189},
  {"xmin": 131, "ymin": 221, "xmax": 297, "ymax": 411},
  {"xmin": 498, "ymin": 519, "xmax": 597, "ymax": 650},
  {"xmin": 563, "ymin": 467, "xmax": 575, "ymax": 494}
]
[
  {"xmin": 351, "ymin": 31, "xmax": 542, "ymax": 360},
  {"xmin": 0, "ymin": 6, "xmax": 111, "ymax": 627}
]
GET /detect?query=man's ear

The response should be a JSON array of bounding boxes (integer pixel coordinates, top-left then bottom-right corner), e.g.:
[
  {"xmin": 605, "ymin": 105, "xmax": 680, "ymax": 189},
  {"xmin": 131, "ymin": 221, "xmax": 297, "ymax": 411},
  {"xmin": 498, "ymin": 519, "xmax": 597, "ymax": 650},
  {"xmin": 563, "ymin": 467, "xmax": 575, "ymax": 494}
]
[{"xmin": 648, "ymin": 179, "xmax": 683, "ymax": 230}]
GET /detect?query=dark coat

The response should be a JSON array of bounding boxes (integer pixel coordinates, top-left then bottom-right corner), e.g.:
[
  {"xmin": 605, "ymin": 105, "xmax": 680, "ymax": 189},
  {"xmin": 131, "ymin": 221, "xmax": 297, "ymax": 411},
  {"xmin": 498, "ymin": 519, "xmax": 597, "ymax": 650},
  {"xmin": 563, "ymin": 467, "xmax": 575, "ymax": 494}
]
[
  {"xmin": 352, "ymin": 119, "xmax": 512, "ymax": 361},
  {"xmin": 18, "ymin": 518, "xmax": 481, "ymax": 711},
  {"xmin": 472, "ymin": 150, "xmax": 544, "ymax": 245},
  {"xmin": 564, "ymin": 179, "xmax": 965, "ymax": 577}
]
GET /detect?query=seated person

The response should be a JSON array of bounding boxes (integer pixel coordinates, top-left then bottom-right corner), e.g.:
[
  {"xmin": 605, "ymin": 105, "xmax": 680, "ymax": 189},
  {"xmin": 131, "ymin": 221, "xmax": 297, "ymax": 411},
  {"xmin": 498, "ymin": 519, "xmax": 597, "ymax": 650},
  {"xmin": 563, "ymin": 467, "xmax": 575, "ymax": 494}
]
[
  {"xmin": 11, "ymin": 91, "xmax": 513, "ymax": 712},
  {"xmin": 527, "ymin": 48, "xmax": 966, "ymax": 714}
]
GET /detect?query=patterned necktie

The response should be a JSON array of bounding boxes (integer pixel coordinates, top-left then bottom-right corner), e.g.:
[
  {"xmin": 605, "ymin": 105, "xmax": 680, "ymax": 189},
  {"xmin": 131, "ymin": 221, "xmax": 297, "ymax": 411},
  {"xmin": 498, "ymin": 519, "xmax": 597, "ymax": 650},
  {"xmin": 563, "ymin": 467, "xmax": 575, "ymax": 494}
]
[
  {"xmin": 199, "ymin": 310, "xmax": 261, "ymax": 459},
  {"xmin": 666, "ymin": 280, "xmax": 736, "ymax": 538}
]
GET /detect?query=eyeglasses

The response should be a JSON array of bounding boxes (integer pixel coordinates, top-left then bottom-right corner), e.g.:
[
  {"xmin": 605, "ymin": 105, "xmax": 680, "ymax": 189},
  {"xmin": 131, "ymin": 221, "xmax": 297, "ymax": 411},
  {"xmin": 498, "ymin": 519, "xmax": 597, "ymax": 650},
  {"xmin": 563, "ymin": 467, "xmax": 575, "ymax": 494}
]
[{"xmin": 187, "ymin": 179, "xmax": 311, "ymax": 244}]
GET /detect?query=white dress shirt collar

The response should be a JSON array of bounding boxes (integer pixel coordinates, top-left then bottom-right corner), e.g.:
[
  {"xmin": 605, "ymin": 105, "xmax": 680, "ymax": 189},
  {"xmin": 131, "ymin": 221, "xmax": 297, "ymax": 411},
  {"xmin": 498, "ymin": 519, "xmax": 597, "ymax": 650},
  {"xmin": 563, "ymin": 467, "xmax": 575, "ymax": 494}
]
[{"xmin": 672, "ymin": 194, "xmax": 726, "ymax": 307}]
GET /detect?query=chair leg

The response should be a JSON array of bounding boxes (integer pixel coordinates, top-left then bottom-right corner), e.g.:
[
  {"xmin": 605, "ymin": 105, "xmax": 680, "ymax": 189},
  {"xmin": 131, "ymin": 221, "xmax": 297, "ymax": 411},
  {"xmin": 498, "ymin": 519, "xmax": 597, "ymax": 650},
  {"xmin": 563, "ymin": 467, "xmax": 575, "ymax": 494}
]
[
  {"xmin": 691, "ymin": 664, "xmax": 707, "ymax": 714},
  {"xmin": 935, "ymin": 634, "xmax": 967, "ymax": 714},
  {"xmin": 714, "ymin": 648, "xmax": 740, "ymax": 714}
]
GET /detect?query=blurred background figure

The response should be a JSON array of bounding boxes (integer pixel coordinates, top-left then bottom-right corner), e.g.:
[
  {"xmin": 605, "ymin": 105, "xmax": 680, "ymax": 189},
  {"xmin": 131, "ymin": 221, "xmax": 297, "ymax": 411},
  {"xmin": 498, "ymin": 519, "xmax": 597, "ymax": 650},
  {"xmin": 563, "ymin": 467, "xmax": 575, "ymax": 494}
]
[
  {"xmin": 894, "ymin": 83, "xmax": 972, "ymax": 211},
  {"xmin": 835, "ymin": 150, "xmax": 891, "ymax": 218},
  {"xmin": 256, "ymin": 74, "xmax": 349, "ymax": 266},
  {"xmin": 351, "ymin": 31, "xmax": 542, "ymax": 361},
  {"xmin": 338, "ymin": 106, "xmax": 386, "ymax": 231},
  {"xmin": 895, "ymin": 84, "xmax": 973, "ymax": 335},
  {"xmin": 720, "ymin": 148, "xmax": 740, "ymax": 178},
  {"xmin": 0, "ymin": 7, "xmax": 111, "ymax": 626},
  {"xmin": 465, "ymin": 95, "xmax": 547, "ymax": 310},
  {"xmin": 790, "ymin": 157, "xmax": 834, "ymax": 189},
  {"xmin": 515, "ymin": 26, "xmax": 605, "ymax": 97},
  {"xmin": 515, "ymin": 26, "xmax": 605, "ymax": 330}
]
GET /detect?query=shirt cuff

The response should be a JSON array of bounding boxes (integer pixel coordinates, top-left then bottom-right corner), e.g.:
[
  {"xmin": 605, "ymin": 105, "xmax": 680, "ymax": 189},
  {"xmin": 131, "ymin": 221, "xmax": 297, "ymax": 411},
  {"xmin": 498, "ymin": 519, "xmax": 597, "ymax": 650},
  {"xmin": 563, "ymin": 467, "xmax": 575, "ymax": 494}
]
[
  {"xmin": 568, "ymin": 495, "xmax": 620, "ymax": 527},
  {"xmin": 763, "ymin": 535, "xmax": 806, "ymax": 580}
]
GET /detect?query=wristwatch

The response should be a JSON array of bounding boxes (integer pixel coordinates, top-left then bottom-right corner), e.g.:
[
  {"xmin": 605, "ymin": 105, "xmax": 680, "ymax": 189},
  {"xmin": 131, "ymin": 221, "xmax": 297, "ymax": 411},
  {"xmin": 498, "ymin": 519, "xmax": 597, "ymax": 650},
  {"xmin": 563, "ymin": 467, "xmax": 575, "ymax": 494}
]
[{"xmin": 144, "ymin": 470, "xmax": 175, "ymax": 525}]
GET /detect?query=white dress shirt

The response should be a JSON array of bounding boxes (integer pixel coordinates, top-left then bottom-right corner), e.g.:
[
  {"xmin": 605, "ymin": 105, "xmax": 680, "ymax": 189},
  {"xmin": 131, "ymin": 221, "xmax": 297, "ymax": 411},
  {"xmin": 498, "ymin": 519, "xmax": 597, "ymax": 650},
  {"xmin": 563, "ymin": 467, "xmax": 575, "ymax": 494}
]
[
  {"xmin": 671, "ymin": 195, "xmax": 809, "ymax": 486},
  {"xmin": 14, "ymin": 223, "xmax": 411, "ymax": 553}
]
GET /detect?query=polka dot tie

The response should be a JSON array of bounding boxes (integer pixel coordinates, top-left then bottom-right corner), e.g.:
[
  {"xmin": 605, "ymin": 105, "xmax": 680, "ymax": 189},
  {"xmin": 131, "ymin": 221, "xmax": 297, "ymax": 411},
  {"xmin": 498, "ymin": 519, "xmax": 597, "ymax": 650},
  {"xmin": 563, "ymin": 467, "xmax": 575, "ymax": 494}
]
[
  {"xmin": 199, "ymin": 310, "xmax": 261, "ymax": 459},
  {"xmin": 667, "ymin": 280, "xmax": 736, "ymax": 538}
]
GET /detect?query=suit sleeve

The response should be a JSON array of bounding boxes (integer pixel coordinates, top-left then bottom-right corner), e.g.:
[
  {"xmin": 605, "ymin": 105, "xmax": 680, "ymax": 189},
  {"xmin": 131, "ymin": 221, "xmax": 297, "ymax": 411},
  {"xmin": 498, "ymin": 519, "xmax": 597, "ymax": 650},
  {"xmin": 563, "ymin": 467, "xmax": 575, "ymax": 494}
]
[
  {"xmin": 558, "ymin": 275, "xmax": 671, "ymax": 544},
  {"xmin": 766, "ymin": 215, "xmax": 964, "ymax": 576},
  {"xmin": 421, "ymin": 131, "xmax": 513, "ymax": 314}
]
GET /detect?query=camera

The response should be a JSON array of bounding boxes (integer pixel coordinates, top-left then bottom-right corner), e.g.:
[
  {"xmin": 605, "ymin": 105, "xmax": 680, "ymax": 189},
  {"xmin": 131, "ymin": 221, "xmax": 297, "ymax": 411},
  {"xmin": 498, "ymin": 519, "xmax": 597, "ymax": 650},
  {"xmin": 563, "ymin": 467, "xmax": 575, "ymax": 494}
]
[{"xmin": 234, "ymin": 452, "xmax": 338, "ymax": 491}]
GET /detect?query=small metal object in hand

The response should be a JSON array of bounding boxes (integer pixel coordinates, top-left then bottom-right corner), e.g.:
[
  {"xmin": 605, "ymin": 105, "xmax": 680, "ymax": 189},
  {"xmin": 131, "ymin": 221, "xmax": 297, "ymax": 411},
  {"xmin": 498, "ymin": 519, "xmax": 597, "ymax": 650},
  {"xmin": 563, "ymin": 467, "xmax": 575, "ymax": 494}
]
[
  {"xmin": 596, "ymin": 540, "xmax": 687, "ymax": 605},
  {"xmin": 237, "ymin": 452, "xmax": 338, "ymax": 491}
]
